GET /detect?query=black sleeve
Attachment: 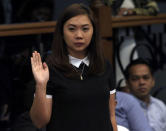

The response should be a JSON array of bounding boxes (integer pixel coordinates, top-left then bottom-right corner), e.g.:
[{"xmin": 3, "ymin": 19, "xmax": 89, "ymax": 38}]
[
  {"xmin": 46, "ymin": 68, "xmax": 57, "ymax": 95},
  {"xmin": 107, "ymin": 61, "xmax": 116, "ymax": 91}
]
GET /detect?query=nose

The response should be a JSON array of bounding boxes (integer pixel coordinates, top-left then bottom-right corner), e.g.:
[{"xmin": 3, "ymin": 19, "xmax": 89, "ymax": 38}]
[
  {"xmin": 75, "ymin": 30, "xmax": 83, "ymax": 39},
  {"xmin": 139, "ymin": 78, "xmax": 146, "ymax": 85}
]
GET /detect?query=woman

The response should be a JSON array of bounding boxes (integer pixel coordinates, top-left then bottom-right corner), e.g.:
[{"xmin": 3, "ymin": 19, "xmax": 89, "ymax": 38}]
[{"xmin": 30, "ymin": 3, "xmax": 117, "ymax": 131}]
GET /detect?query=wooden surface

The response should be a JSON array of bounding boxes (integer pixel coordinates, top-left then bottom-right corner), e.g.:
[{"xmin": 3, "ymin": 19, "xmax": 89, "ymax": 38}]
[
  {"xmin": 1, "ymin": 14, "xmax": 166, "ymax": 37},
  {"xmin": 0, "ymin": 21, "xmax": 56, "ymax": 37},
  {"xmin": 112, "ymin": 13, "xmax": 166, "ymax": 28},
  {"xmin": 94, "ymin": 6, "xmax": 112, "ymax": 37}
]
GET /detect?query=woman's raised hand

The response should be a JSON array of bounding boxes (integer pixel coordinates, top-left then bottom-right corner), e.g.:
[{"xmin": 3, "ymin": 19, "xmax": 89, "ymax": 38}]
[{"xmin": 31, "ymin": 51, "xmax": 49, "ymax": 87}]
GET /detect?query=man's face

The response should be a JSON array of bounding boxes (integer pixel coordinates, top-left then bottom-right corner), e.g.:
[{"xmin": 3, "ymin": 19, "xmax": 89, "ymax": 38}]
[{"xmin": 127, "ymin": 64, "xmax": 155, "ymax": 100}]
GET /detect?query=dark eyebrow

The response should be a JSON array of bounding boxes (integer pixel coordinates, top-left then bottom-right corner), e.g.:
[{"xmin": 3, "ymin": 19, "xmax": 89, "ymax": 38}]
[
  {"xmin": 67, "ymin": 24, "xmax": 76, "ymax": 27},
  {"xmin": 130, "ymin": 75, "xmax": 139, "ymax": 77},
  {"xmin": 82, "ymin": 24, "xmax": 90, "ymax": 26},
  {"xmin": 68, "ymin": 24, "xmax": 90, "ymax": 27},
  {"xmin": 130, "ymin": 74, "xmax": 150, "ymax": 78}
]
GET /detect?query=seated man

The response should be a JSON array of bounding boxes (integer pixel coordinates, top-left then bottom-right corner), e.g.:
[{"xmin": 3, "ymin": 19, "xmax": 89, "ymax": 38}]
[
  {"xmin": 124, "ymin": 58, "xmax": 166, "ymax": 131},
  {"xmin": 116, "ymin": 91, "xmax": 152, "ymax": 131}
]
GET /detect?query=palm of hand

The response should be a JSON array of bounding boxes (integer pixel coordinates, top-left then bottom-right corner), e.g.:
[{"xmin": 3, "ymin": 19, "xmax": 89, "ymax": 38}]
[{"xmin": 31, "ymin": 51, "xmax": 49, "ymax": 85}]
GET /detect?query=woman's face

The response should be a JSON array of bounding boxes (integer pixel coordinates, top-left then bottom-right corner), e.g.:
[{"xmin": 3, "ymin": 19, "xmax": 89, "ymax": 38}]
[{"xmin": 63, "ymin": 14, "xmax": 93, "ymax": 59}]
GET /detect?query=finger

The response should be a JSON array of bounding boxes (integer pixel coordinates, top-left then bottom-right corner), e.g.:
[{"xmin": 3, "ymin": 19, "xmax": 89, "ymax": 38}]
[
  {"xmin": 33, "ymin": 52, "xmax": 37, "ymax": 67},
  {"xmin": 31, "ymin": 57, "xmax": 35, "ymax": 72},
  {"xmin": 37, "ymin": 52, "xmax": 42, "ymax": 67},
  {"xmin": 43, "ymin": 62, "xmax": 48, "ymax": 70},
  {"xmin": 34, "ymin": 51, "xmax": 39, "ymax": 66},
  {"xmin": 31, "ymin": 57, "xmax": 33, "ymax": 67},
  {"xmin": 36, "ymin": 52, "xmax": 39, "ymax": 65}
]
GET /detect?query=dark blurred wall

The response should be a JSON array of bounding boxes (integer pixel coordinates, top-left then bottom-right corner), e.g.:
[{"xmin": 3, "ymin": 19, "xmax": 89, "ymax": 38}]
[{"xmin": 53, "ymin": 0, "xmax": 89, "ymax": 20}]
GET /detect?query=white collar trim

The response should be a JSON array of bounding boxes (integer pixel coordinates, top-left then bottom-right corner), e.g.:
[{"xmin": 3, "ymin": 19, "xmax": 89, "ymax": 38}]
[{"xmin": 69, "ymin": 55, "xmax": 89, "ymax": 68}]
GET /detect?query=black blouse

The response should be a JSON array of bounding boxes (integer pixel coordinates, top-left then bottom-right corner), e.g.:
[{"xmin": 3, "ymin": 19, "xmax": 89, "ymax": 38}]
[{"xmin": 46, "ymin": 61, "xmax": 115, "ymax": 131}]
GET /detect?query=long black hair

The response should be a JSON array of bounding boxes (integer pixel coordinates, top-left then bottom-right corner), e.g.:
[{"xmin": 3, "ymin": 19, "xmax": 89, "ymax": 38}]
[{"xmin": 47, "ymin": 3, "xmax": 105, "ymax": 78}]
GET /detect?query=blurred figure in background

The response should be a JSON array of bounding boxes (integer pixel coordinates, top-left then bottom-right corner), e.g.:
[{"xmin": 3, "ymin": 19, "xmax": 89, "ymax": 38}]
[
  {"xmin": 104, "ymin": 0, "xmax": 159, "ymax": 16},
  {"xmin": 124, "ymin": 58, "xmax": 166, "ymax": 131},
  {"xmin": 115, "ymin": 91, "xmax": 152, "ymax": 131},
  {"xmin": 0, "ymin": 0, "xmax": 12, "ymax": 24}
]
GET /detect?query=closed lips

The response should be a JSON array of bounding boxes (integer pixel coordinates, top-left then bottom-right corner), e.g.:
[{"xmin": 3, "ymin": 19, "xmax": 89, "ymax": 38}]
[{"xmin": 74, "ymin": 42, "xmax": 84, "ymax": 46}]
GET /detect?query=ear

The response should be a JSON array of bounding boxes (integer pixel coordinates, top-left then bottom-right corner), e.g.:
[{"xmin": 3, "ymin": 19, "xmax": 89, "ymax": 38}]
[
  {"xmin": 152, "ymin": 77, "xmax": 155, "ymax": 87},
  {"xmin": 125, "ymin": 80, "xmax": 131, "ymax": 93},
  {"xmin": 125, "ymin": 80, "xmax": 129, "ymax": 86}
]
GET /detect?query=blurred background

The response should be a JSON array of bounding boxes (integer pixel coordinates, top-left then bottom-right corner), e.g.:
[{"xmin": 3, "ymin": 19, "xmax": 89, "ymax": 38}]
[{"xmin": 0, "ymin": 0, "xmax": 166, "ymax": 131}]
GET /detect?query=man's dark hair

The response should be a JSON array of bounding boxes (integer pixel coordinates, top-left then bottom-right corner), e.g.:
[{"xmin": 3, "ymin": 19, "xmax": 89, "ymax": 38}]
[{"xmin": 124, "ymin": 58, "xmax": 154, "ymax": 80}]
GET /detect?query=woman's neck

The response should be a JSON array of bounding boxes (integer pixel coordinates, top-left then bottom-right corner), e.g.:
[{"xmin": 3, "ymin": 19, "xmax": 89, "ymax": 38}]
[{"xmin": 69, "ymin": 51, "xmax": 87, "ymax": 59}]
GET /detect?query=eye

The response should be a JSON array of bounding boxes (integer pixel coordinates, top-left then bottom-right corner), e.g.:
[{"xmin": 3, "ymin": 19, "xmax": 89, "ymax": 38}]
[
  {"xmin": 82, "ymin": 27, "xmax": 89, "ymax": 32},
  {"xmin": 143, "ymin": 75, "xmax": 150, "ymax": 80},
  {"xmin": 130, "ymin": 76, "xmax": 139, "ymax": 81},
  {"xmin": 68, "ymin": 27, "xmax": 75, "ymax": 32}
]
